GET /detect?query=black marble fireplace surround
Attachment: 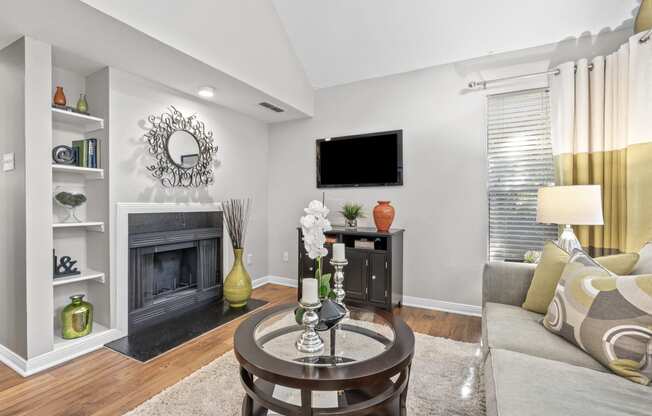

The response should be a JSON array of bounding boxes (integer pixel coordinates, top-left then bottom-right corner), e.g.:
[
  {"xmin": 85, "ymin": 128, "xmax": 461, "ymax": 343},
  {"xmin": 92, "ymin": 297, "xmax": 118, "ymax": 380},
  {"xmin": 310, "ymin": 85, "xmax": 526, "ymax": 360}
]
[
  {"xmin": 105, "ymin": 210, "xmax": 268, "ymax": 362},
  {"xmin": 128, "ymin": 212, "xmax": 223, "ymax": 331}
]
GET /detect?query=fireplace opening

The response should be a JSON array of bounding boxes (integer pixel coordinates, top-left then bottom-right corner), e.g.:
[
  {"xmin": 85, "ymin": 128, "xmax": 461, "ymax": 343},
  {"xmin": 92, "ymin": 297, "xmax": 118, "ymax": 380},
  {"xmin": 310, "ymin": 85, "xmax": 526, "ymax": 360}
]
[{"xmin": 146, "ymin": 242, "xmax": 198, "ymax": 304}]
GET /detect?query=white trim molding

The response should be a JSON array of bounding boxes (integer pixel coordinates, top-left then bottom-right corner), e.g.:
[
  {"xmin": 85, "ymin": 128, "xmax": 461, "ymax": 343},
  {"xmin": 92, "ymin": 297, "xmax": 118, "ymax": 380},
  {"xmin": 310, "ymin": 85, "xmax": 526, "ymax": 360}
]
[
  {"xmin": 0, "ymin": 344, "xmax": 28, "ymax": 376},
  {"xmin": 0, "ymin": 327, "xmax": 124, "ymax": 377},
  {"xmin": 402, "ymin": 295, "xmax": 482, "ymax": 317},
  {"xmin": 253, "ymin": 275, "xmax": 298, "ymax": 289}
]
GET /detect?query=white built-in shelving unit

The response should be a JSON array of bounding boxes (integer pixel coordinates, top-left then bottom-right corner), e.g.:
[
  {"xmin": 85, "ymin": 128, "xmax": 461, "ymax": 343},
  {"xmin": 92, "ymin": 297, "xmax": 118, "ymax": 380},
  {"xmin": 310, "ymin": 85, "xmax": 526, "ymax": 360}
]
[
  {"xmin": 0, "ymin": 39, "xmax": 122, "ymax": 377},
  {"xmin": 49, "ymin": 58, "xmax": 117, "ymax": 359}
]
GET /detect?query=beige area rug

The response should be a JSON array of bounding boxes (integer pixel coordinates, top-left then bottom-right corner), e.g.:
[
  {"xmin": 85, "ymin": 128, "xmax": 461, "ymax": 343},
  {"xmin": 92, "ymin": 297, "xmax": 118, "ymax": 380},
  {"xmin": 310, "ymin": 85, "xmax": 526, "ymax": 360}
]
[{"xmin": 126, "ymin": 333, "xmax": 484, "ymax": 416}]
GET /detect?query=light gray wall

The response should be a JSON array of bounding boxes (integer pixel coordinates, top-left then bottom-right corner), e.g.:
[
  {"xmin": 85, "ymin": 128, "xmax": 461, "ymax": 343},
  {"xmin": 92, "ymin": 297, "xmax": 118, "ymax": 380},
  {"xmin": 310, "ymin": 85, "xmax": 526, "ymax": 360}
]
[
  {"xmin": 0, "ymin": 38, "xmax": 27, "ymax": 358},
  {"xmin": 267, "ymin": 30, "xmax": 631, "ymax": 307},
  {"xmin": 109, "ymin": 68, "xmax": 270, "ymax": 283}
]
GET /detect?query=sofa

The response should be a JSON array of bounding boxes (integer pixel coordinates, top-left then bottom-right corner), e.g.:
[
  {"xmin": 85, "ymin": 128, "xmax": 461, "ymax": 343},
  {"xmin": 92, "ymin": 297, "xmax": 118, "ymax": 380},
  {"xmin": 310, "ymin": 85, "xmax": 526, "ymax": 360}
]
[{"xmin": 482, "ymin": 261, "xmax": 652, "ymax": 416}]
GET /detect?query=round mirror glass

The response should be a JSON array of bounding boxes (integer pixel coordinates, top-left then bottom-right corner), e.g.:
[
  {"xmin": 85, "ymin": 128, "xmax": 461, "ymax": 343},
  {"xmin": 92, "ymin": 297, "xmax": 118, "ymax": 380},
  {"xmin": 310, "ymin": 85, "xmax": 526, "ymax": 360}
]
[{"xmin": 167, "ymin": 131, "xmax": 200, "ymax": 168}]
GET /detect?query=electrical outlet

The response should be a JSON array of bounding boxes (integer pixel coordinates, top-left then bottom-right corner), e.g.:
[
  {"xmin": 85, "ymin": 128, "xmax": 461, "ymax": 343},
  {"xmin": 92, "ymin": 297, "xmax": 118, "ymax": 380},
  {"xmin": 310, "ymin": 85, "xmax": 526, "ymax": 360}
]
[
  {"xmin": 2, "ymin": 153, "xmax": 15, "ymax": 172},
  {"xmin": 246, "ymin": 253, "xmax": 253, "ymax": 265},
  {"xmin": 282, "ymin": 251, "xmax": 289, "ymax": 262}
]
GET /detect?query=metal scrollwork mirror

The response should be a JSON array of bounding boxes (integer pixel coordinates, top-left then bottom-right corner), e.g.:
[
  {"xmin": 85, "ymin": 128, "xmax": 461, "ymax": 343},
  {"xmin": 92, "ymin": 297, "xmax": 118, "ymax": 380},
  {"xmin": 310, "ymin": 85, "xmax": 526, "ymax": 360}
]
[{"xmin": 144, "ymin": 106, "xmax": 218, "ymax": 187}]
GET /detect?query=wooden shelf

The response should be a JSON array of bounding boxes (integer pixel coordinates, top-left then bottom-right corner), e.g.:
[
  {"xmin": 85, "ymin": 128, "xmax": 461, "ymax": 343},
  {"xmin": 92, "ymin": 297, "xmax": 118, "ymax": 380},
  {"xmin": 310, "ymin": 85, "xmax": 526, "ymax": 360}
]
[
  {"xmin": 53, "ymin": 322, "xmax": 110, "ymax": 350},
  {"xmin": 52, "ymin": 269, "xmax": 105, "ymax": 287},
  {"xmin": 52, "ymin": 108, "xmax": 104, "ymax": 132},
  {"xmin": 52, "ymin": 222, "xmax": 105, "ymax": 232},
  {"xmin": 52, "ymin": 165, "xmax": 104, "ymax": 180}
]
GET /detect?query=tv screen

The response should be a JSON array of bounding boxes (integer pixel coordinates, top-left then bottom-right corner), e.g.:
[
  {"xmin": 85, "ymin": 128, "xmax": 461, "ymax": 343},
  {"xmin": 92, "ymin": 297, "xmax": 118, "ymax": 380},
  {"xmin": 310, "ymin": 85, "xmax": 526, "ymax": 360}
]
[{"xmin": 316, "ymin": 130, "xmax": 403, "ymax": 188}]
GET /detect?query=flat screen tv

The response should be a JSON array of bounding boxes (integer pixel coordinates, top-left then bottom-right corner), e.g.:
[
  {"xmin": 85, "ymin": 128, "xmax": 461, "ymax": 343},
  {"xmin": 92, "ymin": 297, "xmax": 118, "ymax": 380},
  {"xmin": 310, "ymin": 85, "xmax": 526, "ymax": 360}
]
[{"xmin": 316, "ymin": 130, "xmax": 403, "ymax": 188}]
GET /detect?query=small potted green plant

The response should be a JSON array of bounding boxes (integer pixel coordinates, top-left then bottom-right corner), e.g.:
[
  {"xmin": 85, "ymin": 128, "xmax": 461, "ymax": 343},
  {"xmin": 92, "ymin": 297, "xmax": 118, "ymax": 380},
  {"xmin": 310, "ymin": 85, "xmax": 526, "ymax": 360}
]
[{"xmin": 340, "ymin": 202, "xmax": 365, "ymax": 229}]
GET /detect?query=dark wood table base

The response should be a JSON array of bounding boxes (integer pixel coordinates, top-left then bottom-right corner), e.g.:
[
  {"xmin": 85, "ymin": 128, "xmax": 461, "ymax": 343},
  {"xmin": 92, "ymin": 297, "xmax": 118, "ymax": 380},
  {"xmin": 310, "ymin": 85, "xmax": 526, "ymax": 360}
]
[{"xmin": 240, "ymin": 365, "xmax": 411, "ymax": 416}]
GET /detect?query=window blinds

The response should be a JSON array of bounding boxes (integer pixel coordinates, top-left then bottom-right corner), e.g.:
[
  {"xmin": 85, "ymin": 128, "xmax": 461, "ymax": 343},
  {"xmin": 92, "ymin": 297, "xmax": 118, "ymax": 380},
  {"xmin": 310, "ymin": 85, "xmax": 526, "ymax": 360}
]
[{"xmin": 487, "ymin": 88, "xmax": 557, "ymax": 261}]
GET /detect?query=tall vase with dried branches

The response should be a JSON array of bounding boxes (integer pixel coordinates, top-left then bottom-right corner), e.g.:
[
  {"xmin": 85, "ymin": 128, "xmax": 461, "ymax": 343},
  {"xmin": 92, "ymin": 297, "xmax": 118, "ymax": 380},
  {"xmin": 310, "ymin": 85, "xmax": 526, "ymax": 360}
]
[{"xmin": 222, "ymin": 198, "xmax": 252, "ymax": 308}]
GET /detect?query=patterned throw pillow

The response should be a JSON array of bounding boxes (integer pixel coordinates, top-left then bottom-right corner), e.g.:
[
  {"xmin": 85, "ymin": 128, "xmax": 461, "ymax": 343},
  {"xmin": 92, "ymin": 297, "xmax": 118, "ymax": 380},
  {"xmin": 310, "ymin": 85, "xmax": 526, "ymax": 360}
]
[
  {"xmin": 543, "ymin": 249, "xmax": 652, "ymax": 385},
  {"xmin": 522, "ymin": 241, "xmax": 639, "ymax": 314}
]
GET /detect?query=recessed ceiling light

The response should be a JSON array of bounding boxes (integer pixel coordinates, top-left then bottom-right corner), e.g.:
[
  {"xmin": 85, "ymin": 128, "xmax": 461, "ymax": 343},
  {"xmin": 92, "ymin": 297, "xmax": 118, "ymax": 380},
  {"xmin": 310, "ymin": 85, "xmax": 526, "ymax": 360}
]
[{"xmin": 197, "ymin": 86, "xmax": 215, "ymax": 98}]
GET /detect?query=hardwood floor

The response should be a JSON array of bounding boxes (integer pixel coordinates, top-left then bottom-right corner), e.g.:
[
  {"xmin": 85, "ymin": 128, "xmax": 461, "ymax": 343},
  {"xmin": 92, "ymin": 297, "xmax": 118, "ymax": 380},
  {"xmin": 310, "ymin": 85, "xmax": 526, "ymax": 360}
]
[{"xmin": 0, "ymin": 284, "xmax": 481, "ymax": 416}]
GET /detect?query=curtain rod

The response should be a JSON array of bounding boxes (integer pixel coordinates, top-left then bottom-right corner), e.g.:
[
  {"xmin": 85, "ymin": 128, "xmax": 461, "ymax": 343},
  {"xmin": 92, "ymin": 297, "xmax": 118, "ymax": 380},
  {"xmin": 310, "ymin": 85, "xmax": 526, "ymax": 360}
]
[
  {"xmin": 469, "ymin": 31, "xmax": 651, "ymax": 90},
  {"xmin": 468, "ymin": 64, "xmax": 593, "ymax": 90}
]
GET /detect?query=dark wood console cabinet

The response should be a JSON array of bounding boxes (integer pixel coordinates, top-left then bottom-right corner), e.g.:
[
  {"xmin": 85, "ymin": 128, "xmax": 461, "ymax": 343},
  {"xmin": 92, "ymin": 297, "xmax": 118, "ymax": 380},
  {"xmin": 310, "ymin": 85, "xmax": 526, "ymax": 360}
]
[{"xmin": 297, "ymin": 227, "xmax": 404, "ymax": 310}]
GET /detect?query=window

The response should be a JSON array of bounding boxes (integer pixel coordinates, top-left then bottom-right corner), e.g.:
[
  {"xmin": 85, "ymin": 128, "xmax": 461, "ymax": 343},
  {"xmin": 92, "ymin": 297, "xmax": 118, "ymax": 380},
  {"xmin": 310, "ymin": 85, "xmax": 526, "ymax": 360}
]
[{"xmin": 487, "ymin": 88, "xmax": 557, "ymax": 261}]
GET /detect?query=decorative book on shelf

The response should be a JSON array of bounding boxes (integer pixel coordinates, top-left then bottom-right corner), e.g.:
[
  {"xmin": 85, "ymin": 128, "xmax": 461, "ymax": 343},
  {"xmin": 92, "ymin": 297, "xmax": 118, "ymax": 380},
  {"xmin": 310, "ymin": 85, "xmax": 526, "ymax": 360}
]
[{"xmin": 72, "ymin": 138, "xmax": 100, "ymax": 169}]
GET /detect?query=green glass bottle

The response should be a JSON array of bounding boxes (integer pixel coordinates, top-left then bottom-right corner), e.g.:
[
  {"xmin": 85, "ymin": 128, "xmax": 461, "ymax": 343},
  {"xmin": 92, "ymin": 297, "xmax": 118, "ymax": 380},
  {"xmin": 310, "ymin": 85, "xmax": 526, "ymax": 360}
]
[
  {"xmin": 61, "ymin": 294, "xmax": 93, "ymax": 339},
  {"xmin": 76, "ymin": 93, "xmax": 88, "ymax": 114}
]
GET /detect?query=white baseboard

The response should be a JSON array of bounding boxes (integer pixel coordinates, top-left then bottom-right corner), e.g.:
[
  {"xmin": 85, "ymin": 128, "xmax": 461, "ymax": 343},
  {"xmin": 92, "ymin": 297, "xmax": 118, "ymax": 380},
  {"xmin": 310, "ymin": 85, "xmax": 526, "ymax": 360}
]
[
  {"xmin": 253, "ymin": 276, "xmax": 481, "ymax": 317},
  {"xmin": 402, "ymin": 295, "xmax": 482, "ymax": 317},
  {"xmin": 0, "ymin": 328, "xmax": 125, "ymax": 377},
  {"xmin": 253, "ymin": 275, "xmax": 298, "ymax": 289},
  {"xmin": 0, "ymin": 343, "xmax": 28, "ymax": 377}
]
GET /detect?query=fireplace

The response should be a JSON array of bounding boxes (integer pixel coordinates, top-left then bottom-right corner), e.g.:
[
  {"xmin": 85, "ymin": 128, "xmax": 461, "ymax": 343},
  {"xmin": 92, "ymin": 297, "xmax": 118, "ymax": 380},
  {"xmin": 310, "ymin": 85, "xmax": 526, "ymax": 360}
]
[{"xmin": 128, "ymin": 212, "xmax": 222, "ymax": 331}]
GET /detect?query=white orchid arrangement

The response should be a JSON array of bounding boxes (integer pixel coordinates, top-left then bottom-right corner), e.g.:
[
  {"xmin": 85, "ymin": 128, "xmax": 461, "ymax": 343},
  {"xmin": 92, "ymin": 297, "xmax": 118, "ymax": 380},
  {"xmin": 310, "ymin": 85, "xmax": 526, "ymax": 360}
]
[{"xmin": 300, "ymin": 200, "xmax": 333, "ymax": 299}]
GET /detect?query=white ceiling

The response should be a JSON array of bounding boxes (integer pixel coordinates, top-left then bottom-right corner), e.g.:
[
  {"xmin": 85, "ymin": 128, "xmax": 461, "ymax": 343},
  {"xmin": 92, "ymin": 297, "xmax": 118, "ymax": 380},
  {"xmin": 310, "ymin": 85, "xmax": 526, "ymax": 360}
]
[
  {"xmin": 272, "ymin": 0, "xmax": 639, "ymax": 88},
  {"xmin": 0, "ymin": 0, "xmax": 314, "ymax": 122},
  {"xmin": 79, "ymin": 0, "xmax": 314, "ymax": 117}
]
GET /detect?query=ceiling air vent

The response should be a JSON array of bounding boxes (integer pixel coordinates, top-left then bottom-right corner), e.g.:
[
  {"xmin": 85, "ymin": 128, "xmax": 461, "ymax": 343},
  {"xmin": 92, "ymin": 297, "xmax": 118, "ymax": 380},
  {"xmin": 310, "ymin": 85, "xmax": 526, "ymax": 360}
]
[{"xmin": 259, "ymin": 102, "xmax": 285, "ymax": 113}]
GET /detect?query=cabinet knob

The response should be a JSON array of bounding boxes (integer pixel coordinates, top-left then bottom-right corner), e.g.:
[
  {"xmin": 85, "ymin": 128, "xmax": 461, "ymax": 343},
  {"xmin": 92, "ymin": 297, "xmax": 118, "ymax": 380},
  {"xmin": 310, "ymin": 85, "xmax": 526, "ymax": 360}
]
[
  {"xmin": 372, "ymin": 275, "xmax": 376, "ymax": 280},
  {"xmin": 309, "ymin": 267, "xmax": 313, "ymax": 271}
]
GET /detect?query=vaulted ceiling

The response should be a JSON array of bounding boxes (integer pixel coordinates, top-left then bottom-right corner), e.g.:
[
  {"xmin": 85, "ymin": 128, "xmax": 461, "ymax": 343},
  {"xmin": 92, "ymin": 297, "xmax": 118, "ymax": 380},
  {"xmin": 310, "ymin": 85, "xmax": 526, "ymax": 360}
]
[
  {"xmin": 272, "ymin": 0, "xmax": 639, "ymax": 88},
  {"xmin": 0, "ymin": 1, "xmax": 640, "ymax": 120}
]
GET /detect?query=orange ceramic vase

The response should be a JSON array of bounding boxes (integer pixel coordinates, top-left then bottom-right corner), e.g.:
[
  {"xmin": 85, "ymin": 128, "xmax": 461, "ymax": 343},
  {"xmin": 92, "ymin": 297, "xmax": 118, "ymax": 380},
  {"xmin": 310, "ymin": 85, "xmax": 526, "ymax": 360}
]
[
  {"xmin": 373, "ymin": 201, "xmax": 395, "ymax": 232},
  {"xmin": 53, "ymin": 86, "xmax": 66, "ymax": 106}
]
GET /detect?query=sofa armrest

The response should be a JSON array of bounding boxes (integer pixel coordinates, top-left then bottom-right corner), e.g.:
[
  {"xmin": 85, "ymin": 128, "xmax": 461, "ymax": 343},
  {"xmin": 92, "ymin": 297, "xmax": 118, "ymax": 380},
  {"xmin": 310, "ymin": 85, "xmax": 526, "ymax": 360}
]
[{"xmin": 482, "ymin": 262, "xmax": 536, "ymax": 307}]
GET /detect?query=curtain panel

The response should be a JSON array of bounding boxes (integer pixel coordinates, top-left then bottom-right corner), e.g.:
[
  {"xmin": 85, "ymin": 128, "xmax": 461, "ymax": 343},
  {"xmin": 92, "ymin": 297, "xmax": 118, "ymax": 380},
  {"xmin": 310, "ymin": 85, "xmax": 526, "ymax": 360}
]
[{"xmin": 551, "ymin": 32, "xmax": 652, "ymax": 255}]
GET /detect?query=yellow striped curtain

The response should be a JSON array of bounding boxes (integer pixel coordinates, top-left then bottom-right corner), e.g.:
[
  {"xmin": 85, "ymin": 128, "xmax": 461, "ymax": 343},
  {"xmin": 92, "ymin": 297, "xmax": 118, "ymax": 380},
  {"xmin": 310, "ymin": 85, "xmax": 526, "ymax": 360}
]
[{"xmin": 550, "ymin": 32, "xmax": 652, "ymax": 255}]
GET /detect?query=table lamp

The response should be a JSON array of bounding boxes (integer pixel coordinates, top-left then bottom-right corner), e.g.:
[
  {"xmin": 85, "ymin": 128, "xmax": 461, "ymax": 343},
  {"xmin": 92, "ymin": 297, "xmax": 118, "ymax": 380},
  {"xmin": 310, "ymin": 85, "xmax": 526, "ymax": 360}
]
[{"xmin": 536, "ymin": 185, "xmax": 604, "ymax": 253}]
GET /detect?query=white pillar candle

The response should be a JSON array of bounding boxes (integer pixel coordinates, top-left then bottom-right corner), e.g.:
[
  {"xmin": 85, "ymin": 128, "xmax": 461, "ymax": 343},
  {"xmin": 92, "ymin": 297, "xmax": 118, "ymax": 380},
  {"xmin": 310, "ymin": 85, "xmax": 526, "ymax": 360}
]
[
  {"xmin": 332, "ymin": 243, "xmax": 346, "ymax": 261},
  {"xmin": 301, "ymin": 278, "xmax": 319, "ymax": 304}
]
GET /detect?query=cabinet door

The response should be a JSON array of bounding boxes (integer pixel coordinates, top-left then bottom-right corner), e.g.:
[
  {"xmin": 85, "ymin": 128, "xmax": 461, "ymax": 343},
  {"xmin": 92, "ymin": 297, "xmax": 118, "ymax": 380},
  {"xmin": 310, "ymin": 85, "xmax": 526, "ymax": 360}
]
[
  {"xmin": 368, "ymin": 253, "xmax": 389, "ymax": 305},
  {"xmin": 343, "ymin": 249, "xmax": 367, "ymax": 301}
]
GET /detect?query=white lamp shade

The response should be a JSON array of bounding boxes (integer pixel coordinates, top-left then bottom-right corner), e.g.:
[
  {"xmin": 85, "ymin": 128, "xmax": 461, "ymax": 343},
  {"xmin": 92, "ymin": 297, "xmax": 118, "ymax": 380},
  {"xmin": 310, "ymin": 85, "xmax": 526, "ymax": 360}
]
[{"xmin": 537, "ymin": 185, "xmax": 604, "ymax": 225}]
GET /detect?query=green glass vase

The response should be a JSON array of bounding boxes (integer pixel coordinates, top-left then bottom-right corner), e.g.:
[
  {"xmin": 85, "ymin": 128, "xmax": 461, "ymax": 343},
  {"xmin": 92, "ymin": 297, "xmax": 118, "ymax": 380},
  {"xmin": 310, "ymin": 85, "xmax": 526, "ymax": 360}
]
[
  {"xmin": 61, "ymin": 294, "xmax": 93, "ymax": 339},
  {"xmin": 224, "ymin": 248, "xmax": 252, "ymax": 308},
  {"xmin": 76, "ymin": 93, "xmax": 88, "ymax": 114}
]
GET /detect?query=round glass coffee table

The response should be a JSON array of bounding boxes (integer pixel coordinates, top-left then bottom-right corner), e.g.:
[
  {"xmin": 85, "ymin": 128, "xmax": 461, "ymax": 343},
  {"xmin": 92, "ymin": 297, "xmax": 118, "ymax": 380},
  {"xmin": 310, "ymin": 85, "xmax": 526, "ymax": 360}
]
[{"xmin": 234, "ymin": 303, "xmax": 415, "ymax": 416}]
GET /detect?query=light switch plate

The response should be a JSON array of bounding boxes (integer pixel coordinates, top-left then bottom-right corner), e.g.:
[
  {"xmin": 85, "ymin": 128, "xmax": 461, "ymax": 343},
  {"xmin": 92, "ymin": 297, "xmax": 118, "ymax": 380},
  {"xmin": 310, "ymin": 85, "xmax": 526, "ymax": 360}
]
[
  {"xmin": 246, "ymin": 253, "xmax": 253, "ymax": 265},
  {"xmin": 2, "ymin": 153, "xmax": 15, "ymax": 172}
]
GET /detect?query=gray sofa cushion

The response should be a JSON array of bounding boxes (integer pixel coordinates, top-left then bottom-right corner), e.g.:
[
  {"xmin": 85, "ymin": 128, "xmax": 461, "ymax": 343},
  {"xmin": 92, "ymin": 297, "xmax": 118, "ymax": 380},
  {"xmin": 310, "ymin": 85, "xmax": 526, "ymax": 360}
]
[
  {"xmin": 483, "ymin": 262, "xmax": 536, "ymax": 307},
  {"xmin": 487, "ymin": 349, "xmax": 652, "ymax": 416},
  {"xmin": 483, "ymin": 302, "xmax": 606, "ymax": 372}
]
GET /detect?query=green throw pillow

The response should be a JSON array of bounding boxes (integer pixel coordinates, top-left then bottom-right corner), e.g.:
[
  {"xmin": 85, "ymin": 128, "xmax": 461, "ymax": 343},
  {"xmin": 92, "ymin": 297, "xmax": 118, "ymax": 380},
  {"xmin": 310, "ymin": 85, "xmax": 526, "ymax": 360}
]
[
  {"xmin": 543, "ymin": 250, "xmax": 652, "ymax": 385},
  {"xmin": 522, "ymin": 241, "xmax": 639, "ymax": 314}
]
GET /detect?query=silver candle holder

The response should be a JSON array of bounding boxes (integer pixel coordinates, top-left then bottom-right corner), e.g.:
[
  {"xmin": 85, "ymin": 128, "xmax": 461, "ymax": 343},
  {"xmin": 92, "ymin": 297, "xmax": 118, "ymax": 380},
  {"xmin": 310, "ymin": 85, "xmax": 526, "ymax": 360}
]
[
  {"xmin": 329, "ymin": 258, "xmax": 348, "ymax": 306},
  {"xmin": 296, "ymin": 300, "xmax": 324, "ymax": 353}
]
